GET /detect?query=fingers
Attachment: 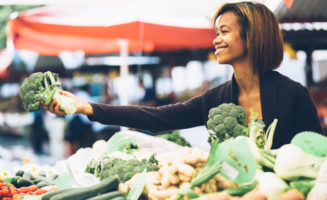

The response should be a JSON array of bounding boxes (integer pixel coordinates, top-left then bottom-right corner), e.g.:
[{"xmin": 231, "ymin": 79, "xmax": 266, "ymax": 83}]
[
  {"xmin": 40, "ymin": 101, "xmax": 48, "ymax": 110},
  {"xmin": 58, "ymin": 89, "xmax": 72, "ymax": 97},
  {"xmin": 44, "ymin": 99, "xmax": 66, "ymax": 116}
]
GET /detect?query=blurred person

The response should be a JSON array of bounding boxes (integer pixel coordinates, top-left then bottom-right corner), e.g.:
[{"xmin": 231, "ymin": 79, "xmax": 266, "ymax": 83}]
[
  {"xmin": 30, "ymin": 109, "xmax": 48, "ymax": 154},
  {"xmin": 138, "ymin": 79, "xmax": 157, "ymax": 106},
  {"xmin": 42, "ymin": 2, "xmax": 322, "ymax": 148},
  {"xmin": 102, "ymin": 77, "xmax": 118, "ymax": 104},
  {"xmin": 64, "ymin": 84, "xmax": 95, "ymax": 155}
]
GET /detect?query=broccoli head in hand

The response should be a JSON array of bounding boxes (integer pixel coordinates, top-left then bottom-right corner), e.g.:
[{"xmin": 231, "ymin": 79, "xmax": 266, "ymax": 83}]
[{"xmin": 19, "ymin": 71, "xmax": 77, "ymax": 115}]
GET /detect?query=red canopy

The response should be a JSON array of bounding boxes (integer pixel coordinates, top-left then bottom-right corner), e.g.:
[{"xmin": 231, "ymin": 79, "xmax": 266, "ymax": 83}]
[{"xmin": 8, "ymin": 5, "xmax": 216, "ymax": 55}]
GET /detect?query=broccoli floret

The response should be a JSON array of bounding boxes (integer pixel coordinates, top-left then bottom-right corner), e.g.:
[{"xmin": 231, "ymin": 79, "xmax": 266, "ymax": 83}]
[
  {"xmin": 19, "ymin": 71, "xmax": 77, "ymax": 115},
  {"xmin": 207, "ymin": 103, "xmax": 247, "ymax": 144},
  {"xmin": 214, "ymin": 124, "xmax": 227, "ymax": 135},
  {"xmin": 232, "ymin": 124, "xmax": 248, "ymax": 137},
  {"xmin": 224, "ymin": 116, "xmax": 238, "ymax": 131},
  {"xmin": 86, "ymin": 153, "xmax": 159, "ymax": 183}
]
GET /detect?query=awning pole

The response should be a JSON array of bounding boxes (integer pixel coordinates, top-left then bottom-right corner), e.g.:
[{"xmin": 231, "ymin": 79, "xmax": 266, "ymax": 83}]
[{"xmin": 118, "ymin": 39, "xmax": 129, "ymax": 106}]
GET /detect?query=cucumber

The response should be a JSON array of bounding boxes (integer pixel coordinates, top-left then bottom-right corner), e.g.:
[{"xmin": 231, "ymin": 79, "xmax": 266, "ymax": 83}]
[
  {"xmin": 50, "ymin": 176, "xmax": 119, "ymax": 200},
  {"xmin": 17, "ymin": 177, "xmax": 34, "ymax": 187},
  {"xmin": 41, "ymin": 188, "xmax": 78, "ymax": 200},
  {"xmin": 12, "ymin": 176, "xmax": 21, "ymax": 186},
  {"xmin": 15, "ymin": 170, "xmax": 25, "ymax": 177},
  {"xmin": 85, "ymin": 191, "xmax": 125, "ymax": 200}
]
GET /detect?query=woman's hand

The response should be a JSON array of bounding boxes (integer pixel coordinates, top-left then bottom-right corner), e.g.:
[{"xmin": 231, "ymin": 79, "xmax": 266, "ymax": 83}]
[{"xmin": 40, "ymin": 90, "xmax": 94, "ymax": 116}]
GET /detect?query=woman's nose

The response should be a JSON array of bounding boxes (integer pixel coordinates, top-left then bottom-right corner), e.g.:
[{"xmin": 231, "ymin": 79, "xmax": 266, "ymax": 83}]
[{"xmin": 213, "ymin": 35, "xmax": 221, "ymax": 45}]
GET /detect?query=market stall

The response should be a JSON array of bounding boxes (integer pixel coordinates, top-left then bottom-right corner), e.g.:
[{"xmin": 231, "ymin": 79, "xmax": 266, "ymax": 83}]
[
  {"xmin": 1, "ymin": 131, "xmax": 327, "ymax": 200},
  {"xmin": 1, "ymin": 99, "xmax": 327, "ymax": 200}
]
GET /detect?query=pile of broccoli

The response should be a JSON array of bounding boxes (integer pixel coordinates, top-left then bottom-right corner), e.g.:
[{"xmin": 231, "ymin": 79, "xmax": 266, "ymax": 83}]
[
  {"xmin": 207, "ymin": 103, "xmax": 248, "ymax": 143},
  {"xmin": 86, "ymin": 153, "xmax": 158, "ymax": 183},
  {"xmin": 19, "ymin": 71, "xmax": 77, "ymax": 115}
]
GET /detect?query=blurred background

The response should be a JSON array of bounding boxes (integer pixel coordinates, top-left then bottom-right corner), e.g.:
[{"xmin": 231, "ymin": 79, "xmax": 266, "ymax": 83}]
[{"xmin": 1, "ymin": 0, "xmax": 327, "ymax": 168}]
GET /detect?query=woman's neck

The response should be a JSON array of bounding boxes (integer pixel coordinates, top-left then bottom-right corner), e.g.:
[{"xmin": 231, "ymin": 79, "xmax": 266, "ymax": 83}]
[{"xmin": 233, "ymin": 62, "xmax": 260, "ymax": 95}]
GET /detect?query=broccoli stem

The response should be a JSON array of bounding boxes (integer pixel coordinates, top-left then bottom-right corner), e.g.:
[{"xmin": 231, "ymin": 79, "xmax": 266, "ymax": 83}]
[
  {"xmin": 53, "ymin": 91, "xmax": 77, "ymax": 115},
  {"xmin": 43, "ymin": 76, "xmax": 58, "ymax": 105},
  {"xmin": 47, "ymin": 71, "xmax": 55, "ymax": 84}
]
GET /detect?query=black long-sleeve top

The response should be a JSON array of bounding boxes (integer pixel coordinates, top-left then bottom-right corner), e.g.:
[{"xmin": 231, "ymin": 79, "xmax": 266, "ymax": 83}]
[{"xmin": 88, "ymin": 71, "xmax": 322, "ymax": 148}]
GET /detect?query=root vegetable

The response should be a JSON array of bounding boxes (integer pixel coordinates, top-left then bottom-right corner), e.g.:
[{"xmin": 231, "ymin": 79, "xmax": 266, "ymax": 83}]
[
  {"xmin": 280, "ymin": 189, "xmax": 305, "ymax": 200},
  {"xmin": 199, "ymin": 192, "xmax": 232, "ymax": 200},
  {"xmin": 214, "ymin": 174, "xmax": 237, "ymax": 189},
  {"xmin": 179, "ymin": 173, "xmax": 192, "ymax": 182},
  {"xmin": 176, "ymin": 162, "xmax": 195, "ymax": 177},
  {"xmin": 241, "ymin": 191, "xmax": 267, "ymax": 200}
]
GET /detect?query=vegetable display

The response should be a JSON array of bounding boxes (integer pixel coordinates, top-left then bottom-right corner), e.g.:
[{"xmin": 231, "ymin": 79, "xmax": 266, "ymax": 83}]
[
  {"xmin": 19, "ymin": 71, "xmax": 77, "ymax": 115},
  {"xmin": 2, "ymin": 103, "xmax": 327, "ymax": 200}
]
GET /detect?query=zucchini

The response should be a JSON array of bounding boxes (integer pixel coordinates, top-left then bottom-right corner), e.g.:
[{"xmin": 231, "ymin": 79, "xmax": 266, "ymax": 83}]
[
  {"xmin": 50, "ymin": 176, "xmax": 119, "ymax": 200},
  {"xmin": 85, "ymin": 191, "xmax": 124, "ymax": 200},
  {"xmin": 41, "ymin": 188, "xmax": 78, "ymax": 200}
]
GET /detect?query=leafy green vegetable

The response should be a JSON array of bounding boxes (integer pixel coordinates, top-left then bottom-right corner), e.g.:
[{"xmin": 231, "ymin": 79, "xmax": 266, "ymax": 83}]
[
  {"xmin": 127, "ymin": 169, "xmax": 147, "ymax": 200},
  {"xmin": 236, "ymin": 136, "xmax": 275, "ymax": 170},
  {"xmin": 85, "ymin": 154, "xmax": 158, "ymax": 183},
  {"xmin": 214, "ymin": 137, "xmax": 257, "ymax": 184},
  {"xmin": 207, "ymin": 103, "xmax": 248, "ymax": 143},
  {"xmin": 291, "ymin": 131, "xmax": 327, "ymax": 157},
  {"xmin": 19, "ymin": 71, "xmax": 77, "ymax": 115},
  {"xmin": 107, "ymin": 133, "xmax": 139, "ymax": 154},
  {"xmin": 157, "ymin": 130, "xmax": 191, "ymax": 147},
  {"xmin": 223, "ymin": 180, "xmax": 258, "ymax": 196},
  {"xmin": 289, "ymin": 178, "xmax": 315, "ymax": 196}
]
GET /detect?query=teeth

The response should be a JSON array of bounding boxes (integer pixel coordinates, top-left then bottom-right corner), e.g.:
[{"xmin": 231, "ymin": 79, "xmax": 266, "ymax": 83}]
[{"xmin": 215, "ymin": 47, "xmax": 227, "ymax": 54}]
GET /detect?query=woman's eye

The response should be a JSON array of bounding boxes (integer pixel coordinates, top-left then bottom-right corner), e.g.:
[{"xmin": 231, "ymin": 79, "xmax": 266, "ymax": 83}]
[{"xmin": 216, "ymin": 30, "xmax": 228, "ymax": 36}]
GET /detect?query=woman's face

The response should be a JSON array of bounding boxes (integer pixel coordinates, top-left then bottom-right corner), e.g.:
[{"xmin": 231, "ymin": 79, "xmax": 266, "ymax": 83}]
[{"xmin": 213, "ymin": 11, "xmax": 247, "ymax": 65}]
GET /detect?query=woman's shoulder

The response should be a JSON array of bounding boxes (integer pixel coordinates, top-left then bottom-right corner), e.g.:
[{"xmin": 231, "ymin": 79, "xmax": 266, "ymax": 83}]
[{"xmin": 272, "ymin": 71, "xmax": 308, "ymax": 91}]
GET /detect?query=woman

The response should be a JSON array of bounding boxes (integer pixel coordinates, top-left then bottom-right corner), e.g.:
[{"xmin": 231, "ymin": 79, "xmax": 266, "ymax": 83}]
[{"xmin": 43, "ymin": 2, "xmax": 322, "ymax": 148}]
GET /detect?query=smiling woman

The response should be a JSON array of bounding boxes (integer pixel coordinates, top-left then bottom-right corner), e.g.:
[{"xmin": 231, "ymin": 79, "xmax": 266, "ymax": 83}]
[
  {"xmin": 43, "ymin": 1, "xmax": 323, "ymax": 149},
  {"xmin": 211, "ymin": 2, "xmax": 285, "ymax": 123}
]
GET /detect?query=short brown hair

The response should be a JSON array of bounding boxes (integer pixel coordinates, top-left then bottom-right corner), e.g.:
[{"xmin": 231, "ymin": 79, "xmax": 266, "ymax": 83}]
[{"xmin": 212, "ymin": 1, "xmax": 284, "ymax": 77}]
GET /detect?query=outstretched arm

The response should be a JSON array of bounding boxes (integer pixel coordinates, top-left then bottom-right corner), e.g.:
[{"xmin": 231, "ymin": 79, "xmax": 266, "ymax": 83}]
[{"xmin": 41, "ymin": 90, "xmax": 93, "ymax": 116}]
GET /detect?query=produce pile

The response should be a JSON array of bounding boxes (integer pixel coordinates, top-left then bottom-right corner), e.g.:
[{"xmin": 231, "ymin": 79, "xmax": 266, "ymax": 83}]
[{"xmin": 6, "ymin": 78, "xmax": 327, "ymax": 200}]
